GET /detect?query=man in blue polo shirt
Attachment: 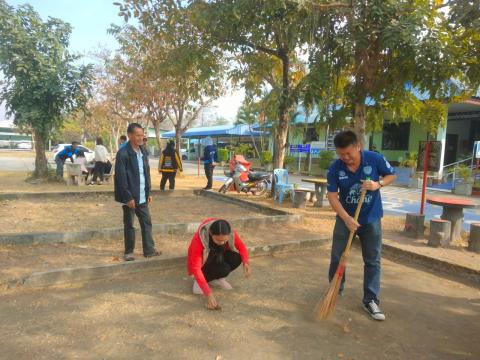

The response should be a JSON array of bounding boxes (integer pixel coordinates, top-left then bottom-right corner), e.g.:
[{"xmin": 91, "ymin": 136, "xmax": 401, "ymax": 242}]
[{"xmin": 327, "ymin": 130, "xmax": 396, "ymax": 321}]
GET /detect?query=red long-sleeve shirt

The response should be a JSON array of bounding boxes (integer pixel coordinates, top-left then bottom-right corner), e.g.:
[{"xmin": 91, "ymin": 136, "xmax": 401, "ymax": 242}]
[{"xmin": 187, "ymin": 218, "xmax": 249, "ymax": 295}]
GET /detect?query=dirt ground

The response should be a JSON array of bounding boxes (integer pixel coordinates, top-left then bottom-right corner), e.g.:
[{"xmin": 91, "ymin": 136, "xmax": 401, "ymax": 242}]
[
  {"xmin": 0, "ymin": 192, "xmax": 262, "ymax": 234},
  {"xmin": 0, "ymin": 223, "xmax": 320, "ymax": 284},
  {"xmin": 0, "ymin": 169, "xmax": 223, "ymax": 193},
  {"xmin": 0, "ymin": 249, "xmax": 478, "ymax": 360}
]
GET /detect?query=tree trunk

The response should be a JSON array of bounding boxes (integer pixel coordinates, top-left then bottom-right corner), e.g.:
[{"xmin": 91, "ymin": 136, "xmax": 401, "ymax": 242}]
[
  {"xmin": 33, "ymin": 130, "xmax": 49, "ymax": 179},
  {"xmin": 274, "ymin": 115, "xmax": 289, "ymax": 169},
  {"xmin": 354, "ymin": 102, "xmax": 366, "ymax": 148},
  {"xmin": 152, "ymin": 120, "xmax": 163, "ymax": 152},
  {"xmin": 175, "ymin": 130, "xmax": 182, "ymax": 154},
  {"xmin": 273, "ymin": 53, "xmax": 291, "ymax": 169}
]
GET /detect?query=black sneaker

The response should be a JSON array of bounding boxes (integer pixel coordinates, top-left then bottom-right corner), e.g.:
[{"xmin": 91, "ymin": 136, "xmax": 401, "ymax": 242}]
[{"xmin": 363, "ymin": 300, "xmax": 386, "ymax": 321}]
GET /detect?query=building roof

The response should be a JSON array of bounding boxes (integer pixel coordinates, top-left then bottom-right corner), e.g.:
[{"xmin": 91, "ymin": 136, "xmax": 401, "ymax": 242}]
[{"xmin": 161, "ymin": 124, "xmax": 265, "ymax": 139}]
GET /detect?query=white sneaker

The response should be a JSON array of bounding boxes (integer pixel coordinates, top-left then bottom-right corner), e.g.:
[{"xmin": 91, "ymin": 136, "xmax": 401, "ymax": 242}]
[
  {"xmin": 363, "ymin": 300, "xmax": 386, "ymax": 321},
  {"xmin": 192, "ymin": 280, "xmax": 204, "ymax": 295},
  {"xmin": 209, "ymin": 278, "xmax": 233, "ymax": 290}
]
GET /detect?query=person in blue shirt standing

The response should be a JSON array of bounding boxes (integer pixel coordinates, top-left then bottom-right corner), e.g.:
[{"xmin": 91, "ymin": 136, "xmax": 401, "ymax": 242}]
[
  {"xmin": 55, "ymin": 141, "xmax": 80, "ymax": 178},
  {"xmin": 203, "ymin": 140, "xmax": 218, "ymax": 190},
  {"xmin": 114, "ymin": 123, "xmax": 160, "ymax": 261},
  {"xmin": 326, "ymin": 130, "xmax": 396, "ymax": 321}
]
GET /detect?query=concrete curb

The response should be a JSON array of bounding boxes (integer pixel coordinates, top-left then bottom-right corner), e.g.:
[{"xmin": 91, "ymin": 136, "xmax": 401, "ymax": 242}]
[
  {"xmin": 0, "ymin": 189, "xmax": 183, "ymax": 201},
  {"xmin": 6, "ymin": 237, "xmax": 330, "ymax": 289},
  {"xmin": 0, "ymin": 214, "xmax": 302, "ymax": 246},
  {"xmin": 0, "ymin": 190, "xmax": 302, "ymax": 245},
  {"xmin": 381, "ymin": 243, "xmax": 480, "ymax": 284},
  {"xmin": 195, "ymin": 189, "xmax": 292, "ymax": 216}
]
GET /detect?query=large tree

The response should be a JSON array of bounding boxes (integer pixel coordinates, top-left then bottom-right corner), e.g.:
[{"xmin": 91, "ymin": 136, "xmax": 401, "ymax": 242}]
[
  {"xmin": 115, "ymin": 0, "xmax": 225, "ymax": 154},
  {"xmin": 0, "ymin": 2, "xmax": 93, "ymax": 178},
  {"xmin": 305, "ymin": 0, "xmax": 480, "ymax": 143},
  {"xmin": 190, "ymin": 0, "xmax": 315, "ymax": 168}
]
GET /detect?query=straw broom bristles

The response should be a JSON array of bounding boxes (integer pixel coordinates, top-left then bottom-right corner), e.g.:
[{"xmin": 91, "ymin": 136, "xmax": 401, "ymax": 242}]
[{"xmin": 314, "ymin": 189, "xmax": 367, "ymax": 320}]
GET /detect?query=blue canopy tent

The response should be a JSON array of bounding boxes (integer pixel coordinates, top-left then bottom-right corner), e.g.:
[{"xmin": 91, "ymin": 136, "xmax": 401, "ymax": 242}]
[
  {"xmin": 161, "ymin": 124, "xmax": 267, "ymax": 160},
  {"xmin": 161, "ymin": 124, "xmax": 265, "ymax": 139}
]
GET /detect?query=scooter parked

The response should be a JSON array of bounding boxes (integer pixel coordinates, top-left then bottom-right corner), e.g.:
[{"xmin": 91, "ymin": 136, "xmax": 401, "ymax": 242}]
[{"xmin": 219, "ymin": 155, "xmax": 271, "ymax": 196}]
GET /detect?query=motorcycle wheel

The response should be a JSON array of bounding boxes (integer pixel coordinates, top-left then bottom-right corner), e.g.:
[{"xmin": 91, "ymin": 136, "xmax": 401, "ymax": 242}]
[
  {"xmin": 219, "ymin": 184, "xmax": 228, "ymax": 194},
  {"xmin": 252, "ymin": 180, "xmax": 268, "ymax": 196}
]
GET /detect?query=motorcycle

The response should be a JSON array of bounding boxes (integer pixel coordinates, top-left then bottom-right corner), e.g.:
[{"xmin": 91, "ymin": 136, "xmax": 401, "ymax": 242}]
[{"xmin": 219, "ymin": 155, "xmax": 271, "ymax": 196}]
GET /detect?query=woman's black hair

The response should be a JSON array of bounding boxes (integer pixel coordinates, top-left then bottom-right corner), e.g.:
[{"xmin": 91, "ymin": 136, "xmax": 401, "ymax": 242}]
[{"xmin": 209, "ymin": 219, "xmax": 231, "ymax": 236}]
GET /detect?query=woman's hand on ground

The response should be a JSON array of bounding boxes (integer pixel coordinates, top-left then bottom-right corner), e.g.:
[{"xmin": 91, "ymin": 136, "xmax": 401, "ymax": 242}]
[
  {"xmin": 243, "ymin": 263, "xmax": 252, "ymax": 278},
  {"xmin": 206, "ymin": 293, "xmax": 220, "ymax": 310}
]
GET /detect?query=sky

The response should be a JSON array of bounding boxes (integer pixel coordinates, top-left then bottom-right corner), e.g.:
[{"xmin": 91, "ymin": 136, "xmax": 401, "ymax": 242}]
[{"xmin": 0, "ymin": 0, "xmax": 244, "ymax": 127}]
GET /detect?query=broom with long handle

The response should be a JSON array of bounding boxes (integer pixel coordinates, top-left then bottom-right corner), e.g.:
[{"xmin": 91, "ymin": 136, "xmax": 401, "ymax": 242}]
[{"xmin": 314, "ymin": 187, "xmax": 367, "ymax": 320}]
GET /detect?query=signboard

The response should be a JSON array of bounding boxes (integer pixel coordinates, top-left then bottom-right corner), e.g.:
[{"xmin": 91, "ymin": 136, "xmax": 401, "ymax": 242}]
[
  {"xmin": 417, "ymin": 141, "xmax": 442, "ymax": 172},
  {"xmin": 310, "ymin": 141, "xmax": 326, "ymax": 155},
  {"xmin": 289, "ymin": 144, "xmax": 311, "ymax": 153}
]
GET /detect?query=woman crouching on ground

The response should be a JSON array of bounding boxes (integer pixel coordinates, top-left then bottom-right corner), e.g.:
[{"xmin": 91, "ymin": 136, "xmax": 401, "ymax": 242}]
[{"xmin": 187, "ymin": 218, "xmax": 251, "ymax": 310}]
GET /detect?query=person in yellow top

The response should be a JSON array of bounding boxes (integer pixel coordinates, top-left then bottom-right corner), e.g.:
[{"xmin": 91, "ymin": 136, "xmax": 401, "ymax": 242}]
[{"xmin": 158, "ymin": 140, "xmax": 183, "ymax": 190}]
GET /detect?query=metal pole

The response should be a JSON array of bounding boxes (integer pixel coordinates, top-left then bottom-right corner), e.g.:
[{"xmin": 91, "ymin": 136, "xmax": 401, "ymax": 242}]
[{"xmin": 420, "ymin": 141, "xmax": 430, "ymax": 215}]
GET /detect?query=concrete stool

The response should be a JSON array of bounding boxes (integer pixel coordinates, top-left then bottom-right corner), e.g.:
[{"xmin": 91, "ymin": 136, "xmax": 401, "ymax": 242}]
[
  {"xmin": 404, "ymin": 213, "xmax": 425, "ymax": 239},
  {"xmin": 66, "ymin": 163, "xmax": 83, "ymax": 186},
  {"xmin": 428, "ymin": 219, "xmax": 451, "ymax": 247},
  {"xmin": 293, "ymin": 189, "xmax": 311, "ymax": 208},
  {"xmin": 468, "ymin": 223, "xmax": 480, "ymax": 253}
]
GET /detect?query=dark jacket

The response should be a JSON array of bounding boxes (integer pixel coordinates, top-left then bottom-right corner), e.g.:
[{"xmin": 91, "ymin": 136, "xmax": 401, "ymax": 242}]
[
  {"xmin": 159, "ymin": 147, "xmax": 183, "ymax": 173},
  {"xmin": 114, "ymin": 142, "xmax": 151, "ymax": 205},
  {"xmin": 203, "ymin": 144, "xmax": 218, "ymax": 165}
]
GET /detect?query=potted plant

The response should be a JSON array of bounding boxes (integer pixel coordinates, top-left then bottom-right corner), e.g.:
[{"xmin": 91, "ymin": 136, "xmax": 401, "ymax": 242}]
[{"xmin": 453, "ymin": 164, "xmax": 473, "ymax": 195}]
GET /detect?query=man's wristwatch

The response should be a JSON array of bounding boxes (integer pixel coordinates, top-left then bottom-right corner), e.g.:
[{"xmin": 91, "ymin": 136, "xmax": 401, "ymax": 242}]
[{"xmin": 379, "ymin": 180, "xmax": 385, "ymax": 187}]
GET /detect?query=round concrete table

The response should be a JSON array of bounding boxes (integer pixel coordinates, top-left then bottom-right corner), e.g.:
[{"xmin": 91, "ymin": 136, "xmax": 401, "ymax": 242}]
[{"xmin": 426, "ymin": 197, "xmax": 477, "ymax": 243}]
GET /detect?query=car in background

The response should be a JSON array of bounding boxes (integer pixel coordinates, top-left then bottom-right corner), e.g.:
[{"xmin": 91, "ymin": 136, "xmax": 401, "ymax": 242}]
[
  {"xmin": 16, "ymin": 142, "xmax": 33, "ymax": 150},
  {"xmin": 51, "ymin": 144, "xmax": 95, "ymax": 163},
  {"xmin": 0, "ymin": 140, "xmax": 10, "ymax": 149},
  {"xmin": 180, "ymin": 148, "xmax": 187, "ymax": 160}
]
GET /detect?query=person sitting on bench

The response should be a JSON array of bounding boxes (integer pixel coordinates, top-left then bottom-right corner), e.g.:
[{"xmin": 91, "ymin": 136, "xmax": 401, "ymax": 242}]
[{"xmin": 187, "ymin": 218, "xmax": 251, "ymax": 310}]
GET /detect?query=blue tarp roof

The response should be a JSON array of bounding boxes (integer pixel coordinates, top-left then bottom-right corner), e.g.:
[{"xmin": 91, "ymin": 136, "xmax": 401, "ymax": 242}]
[{"xmin": 161, "ymin": 124, "xmax": 266, "ymax": 139}]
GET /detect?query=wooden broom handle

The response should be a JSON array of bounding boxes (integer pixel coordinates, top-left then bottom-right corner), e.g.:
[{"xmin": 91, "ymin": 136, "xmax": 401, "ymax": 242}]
[{"xmin": 343, "ymin": 189, "xmax": 367, "ymax": 259}]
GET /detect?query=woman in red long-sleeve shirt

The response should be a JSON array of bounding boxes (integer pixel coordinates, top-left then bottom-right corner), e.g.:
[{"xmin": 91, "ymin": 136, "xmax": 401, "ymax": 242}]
[{"xmin": 187, "ymin": 218, "xmax": 251, "ymax": 310}]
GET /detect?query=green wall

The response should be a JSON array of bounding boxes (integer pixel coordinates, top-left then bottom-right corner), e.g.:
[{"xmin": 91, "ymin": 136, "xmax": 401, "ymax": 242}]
[{"xmin": 371, "ymin": 121, "xmax": 428, "ymax": 162}]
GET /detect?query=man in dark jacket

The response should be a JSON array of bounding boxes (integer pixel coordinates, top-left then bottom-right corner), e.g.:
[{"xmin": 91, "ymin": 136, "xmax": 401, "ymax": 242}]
[
  {"xmin": 203, "ymin": 141, "xmax": 218, "ymax": 190},
  {"xmin": 114, "ymin": 123, "xmax": 160, "ymax": 261}
]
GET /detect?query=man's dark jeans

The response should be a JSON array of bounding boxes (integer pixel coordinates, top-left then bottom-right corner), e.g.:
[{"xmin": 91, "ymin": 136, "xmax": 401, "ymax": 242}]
[
  {"xmin": 55, "ymin": 157, "xmax": 65, "ymax": 178},
  {"xmin": 328, "ymin": 217, "xmax": 382, "ymax": 305},
  {"xmin": 122, "ymin": 203, "xmax": 156, "ymax": 256},
  {"xmin": 204, "ymin": 164, "xmax": 214, "ymax": 189}
]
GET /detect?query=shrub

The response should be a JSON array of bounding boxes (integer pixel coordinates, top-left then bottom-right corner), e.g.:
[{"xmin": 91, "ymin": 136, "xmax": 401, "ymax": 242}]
[
  {"xmin": 261, "ymin": 150, "xmax": 272, "ymax": 164},
  {"xmin": 319, "ymin": 150, "xmax": 336, "ymax": 169},
  {"xmin": 218, "ymin": 148, "xmax": 229, "ymax": 162}
]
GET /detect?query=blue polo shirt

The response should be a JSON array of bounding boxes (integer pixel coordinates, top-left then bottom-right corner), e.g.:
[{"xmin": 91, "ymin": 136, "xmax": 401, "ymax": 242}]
[{"xmin": 327, "ymin": 150, "xmax": 395, "ymax": 225}]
